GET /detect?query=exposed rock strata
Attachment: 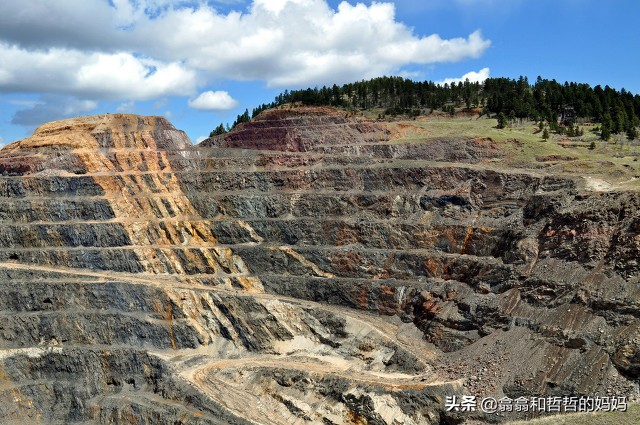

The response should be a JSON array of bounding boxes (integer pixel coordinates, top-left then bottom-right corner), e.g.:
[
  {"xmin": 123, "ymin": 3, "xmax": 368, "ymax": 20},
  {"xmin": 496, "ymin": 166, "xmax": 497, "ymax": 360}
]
[{"xmin": 0, "ymin": 108, "xmax": 638, "ymax": 424}]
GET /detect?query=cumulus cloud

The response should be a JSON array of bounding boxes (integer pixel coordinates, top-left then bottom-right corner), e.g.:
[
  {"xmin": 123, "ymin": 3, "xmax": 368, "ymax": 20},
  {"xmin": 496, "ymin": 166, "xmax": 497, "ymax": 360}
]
[
  {"xmin": 132, "ymin": 0, "xmax": 490, "ymax": 87},
  {"xmin": 0, "ymin": 0, "xmax": 491, "ymax": 126},
  {"xmin": 188, "ymin": 91, "xmax": 239, "ymax": 110},
  {"xmin": 436, "ymin": 67, "xmax": 490, "ymax": 86},
  {"xmin": 0, "ymin": 1, "xmax": 490, "ymax": 92},
  {"xmin": 0, "ymin": 43, "xmax": 197, "ymax": 100}
]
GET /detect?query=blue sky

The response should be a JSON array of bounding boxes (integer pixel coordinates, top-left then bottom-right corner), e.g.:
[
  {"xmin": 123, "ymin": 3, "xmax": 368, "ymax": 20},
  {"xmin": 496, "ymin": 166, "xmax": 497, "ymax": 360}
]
[{"xmin": 0, "ymin": 0, "xmax": 638, "ymax": 146}]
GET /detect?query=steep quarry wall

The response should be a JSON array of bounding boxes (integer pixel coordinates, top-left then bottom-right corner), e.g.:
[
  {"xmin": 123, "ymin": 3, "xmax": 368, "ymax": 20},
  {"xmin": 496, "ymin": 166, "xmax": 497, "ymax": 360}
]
[{"xmin": 0, "ymin": 108, "xmax": 638, "ymax": 424}]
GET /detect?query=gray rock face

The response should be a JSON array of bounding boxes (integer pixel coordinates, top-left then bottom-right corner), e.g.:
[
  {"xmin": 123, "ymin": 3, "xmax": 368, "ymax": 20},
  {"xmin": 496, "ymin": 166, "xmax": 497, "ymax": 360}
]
[{"xmin": 0, "ymin": 109, "xmax": 638, "ymax": 424}]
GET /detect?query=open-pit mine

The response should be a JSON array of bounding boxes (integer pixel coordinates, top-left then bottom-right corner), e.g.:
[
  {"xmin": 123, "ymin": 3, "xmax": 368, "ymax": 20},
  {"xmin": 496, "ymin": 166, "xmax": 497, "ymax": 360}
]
[{"xmin": 0, "ymin": 106, "xmax": 638, "ymax": 424}]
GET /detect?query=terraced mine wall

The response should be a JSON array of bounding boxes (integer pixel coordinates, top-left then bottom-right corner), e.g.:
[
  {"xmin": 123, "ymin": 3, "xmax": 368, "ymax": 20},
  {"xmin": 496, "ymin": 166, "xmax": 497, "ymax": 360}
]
[{"xmin": 0, "ymin": 108, "xmax": 637, "ymax": 424}]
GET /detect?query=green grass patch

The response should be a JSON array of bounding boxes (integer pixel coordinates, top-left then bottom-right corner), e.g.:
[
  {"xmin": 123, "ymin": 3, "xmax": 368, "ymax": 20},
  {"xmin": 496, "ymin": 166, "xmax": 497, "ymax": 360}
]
[{"xmin": 389, "ymin": 116, "xmax": 640, "ymax": 189}]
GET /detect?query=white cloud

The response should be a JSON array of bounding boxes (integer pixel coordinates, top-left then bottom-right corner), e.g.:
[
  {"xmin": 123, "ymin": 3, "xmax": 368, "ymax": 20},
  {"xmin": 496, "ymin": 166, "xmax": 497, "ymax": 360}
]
[
  {"xmin": 132, "ymin": 0, "xmax": 490, "ymax": 87},
  {"xmin": 195, "ymin": 135, "xmax": 207, "ymax": 143},
  {"xmin": 0, "ymin": 1, "xmax": 490, "ymax": 94},
  {"xmin": 0, "ymin": 43, "xmax": 197, "ymax": 100},
  {"xmin": 0, "ymin": 136, "xmax": 4, "ymax": 145},
  {"xmin": 436, "ymin": 67, "xmax": 490, "ymax": 86},
  {"xmin": 0, "ymin": 0, "xmax": 492, "ymax": 128},
  {"xmin": 188, "ymin": 90, "xmax": 239, "ymax": 110}
]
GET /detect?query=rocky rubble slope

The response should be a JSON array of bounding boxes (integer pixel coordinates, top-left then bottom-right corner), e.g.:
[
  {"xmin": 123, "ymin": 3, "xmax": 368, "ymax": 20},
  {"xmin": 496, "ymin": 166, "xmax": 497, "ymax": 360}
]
[{"xmin": 0, "ymin": 107, "xmax": 638, "ymax": 424}]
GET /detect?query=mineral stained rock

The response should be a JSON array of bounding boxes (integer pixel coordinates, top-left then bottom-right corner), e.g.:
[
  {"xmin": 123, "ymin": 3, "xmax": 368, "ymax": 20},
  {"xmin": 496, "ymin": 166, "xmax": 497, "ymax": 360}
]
[{"xmin": 0, "ymin": 108, "xmax": 638, "ymax": 424}]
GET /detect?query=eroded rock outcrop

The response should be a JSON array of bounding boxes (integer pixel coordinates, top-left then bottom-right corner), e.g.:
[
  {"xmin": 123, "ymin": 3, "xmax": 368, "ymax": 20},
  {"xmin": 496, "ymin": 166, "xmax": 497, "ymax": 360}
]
[{"xmin": 0, "ymin": 108, "xmax": 638, "ymax": 424}]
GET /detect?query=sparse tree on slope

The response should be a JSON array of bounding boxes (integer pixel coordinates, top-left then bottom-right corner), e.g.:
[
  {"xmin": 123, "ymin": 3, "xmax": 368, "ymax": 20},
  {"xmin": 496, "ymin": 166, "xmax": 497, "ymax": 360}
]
[{"xmin": 497, "ymin": 112, "xmax": 507, "ymax": 129}]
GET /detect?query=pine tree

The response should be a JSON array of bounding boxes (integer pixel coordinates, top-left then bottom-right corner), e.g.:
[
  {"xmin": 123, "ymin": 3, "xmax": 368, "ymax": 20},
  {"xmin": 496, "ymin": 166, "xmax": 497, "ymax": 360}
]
[
  {"xmin": 614, "ymin": 108, "xmax": 627, "ymax": 134},
  {"xmin": 566, "ymin": 125, "xmax": 575, "ymax": 137},
  {"xmin": 601, "ymin": 124, "xmax": 611, "ymax": 141},
  {"xmin": 497, "ymin": 112, "xmax": 507, "ymax": 129},
  {"xmin": 542, "ymin": 128, "xmax": 549, "ymax": 141},
  {"xmin": 601, "ymin": 113, "xmax": 614, "ymax": 134},
  {"xmin": 209, "ymin": 123, "xmax": 227, "ymax": 137},
  {"xmin": 244, "ymin": 75, "xmax": 640, "ymax": 145}
]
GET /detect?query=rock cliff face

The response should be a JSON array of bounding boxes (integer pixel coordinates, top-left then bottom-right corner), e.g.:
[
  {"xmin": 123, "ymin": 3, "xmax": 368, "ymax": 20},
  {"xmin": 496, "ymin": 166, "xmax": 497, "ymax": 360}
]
[{"xmin": 0, "ymin": 108, "xmax": 638, "ymax": 424}]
